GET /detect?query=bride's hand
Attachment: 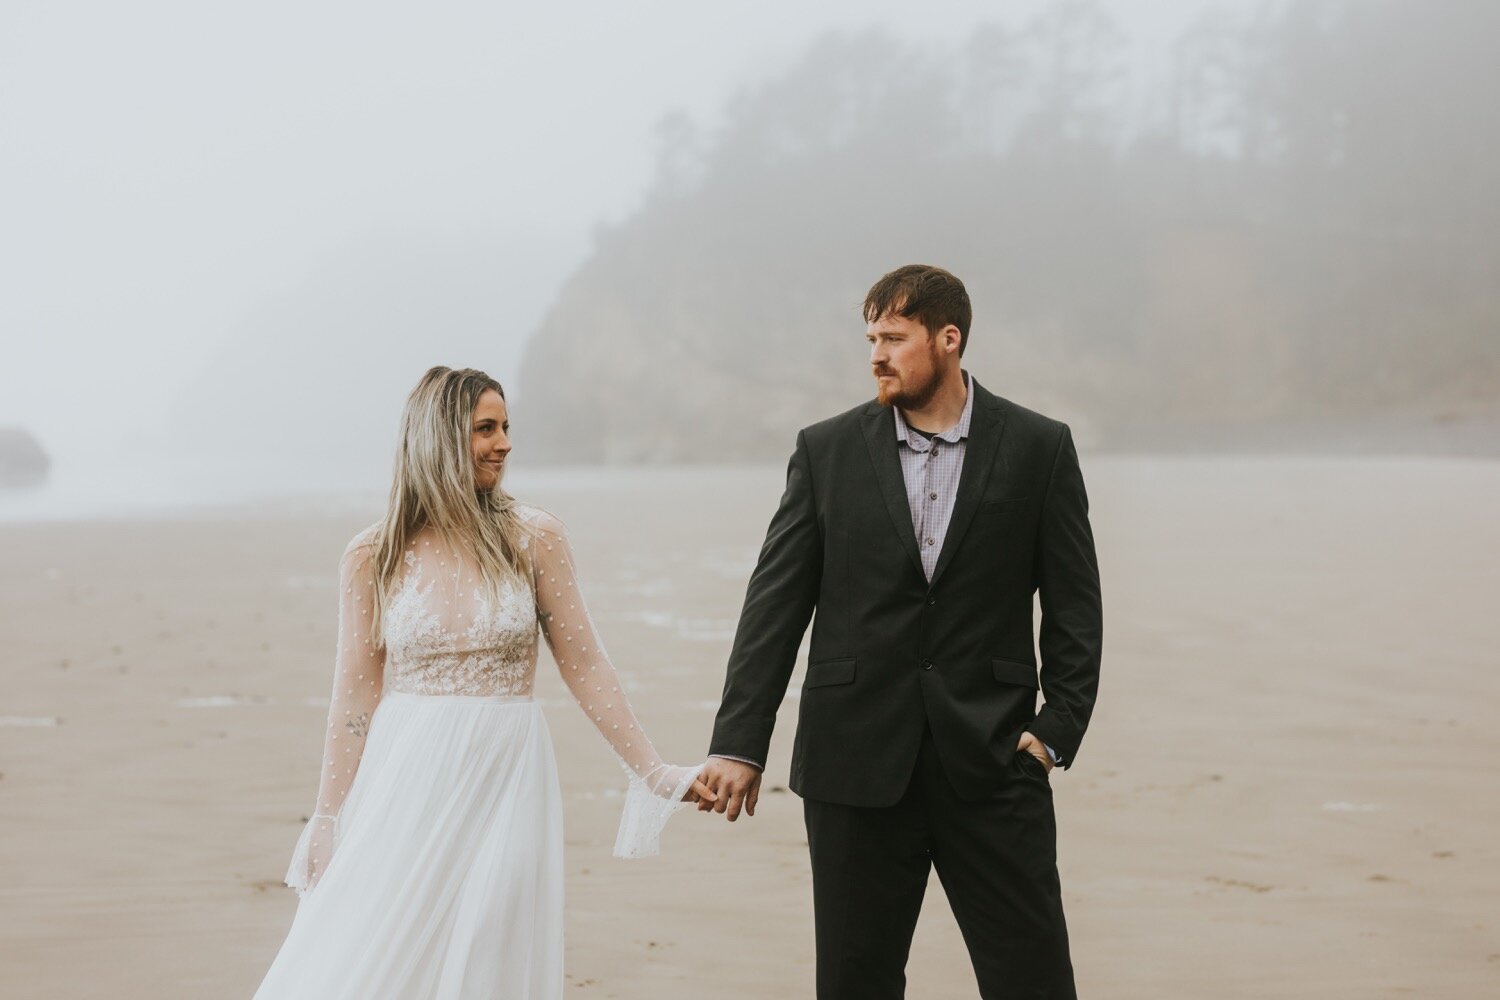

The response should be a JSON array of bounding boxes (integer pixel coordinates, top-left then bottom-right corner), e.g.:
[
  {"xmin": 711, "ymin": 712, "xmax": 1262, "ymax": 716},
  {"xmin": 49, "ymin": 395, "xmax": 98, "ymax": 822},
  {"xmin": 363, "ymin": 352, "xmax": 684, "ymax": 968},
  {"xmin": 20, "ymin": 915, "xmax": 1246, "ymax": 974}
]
[
  {"xmin": 695, "ymin": 757, "xmax": 762, "ymax": 821},
  {"xmin": 683, "ymin": 776, "xmax": 717, "ymax": 806},
  {"xmin": 643, "ymin": 764, "xmax": 717, "ymax": 805}
]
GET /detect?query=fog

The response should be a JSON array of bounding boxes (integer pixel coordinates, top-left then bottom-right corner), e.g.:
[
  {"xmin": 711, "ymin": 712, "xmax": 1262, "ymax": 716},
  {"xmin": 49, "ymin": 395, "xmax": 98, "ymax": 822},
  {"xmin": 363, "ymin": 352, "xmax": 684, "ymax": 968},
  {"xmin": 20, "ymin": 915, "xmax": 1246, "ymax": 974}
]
[
  {"xmin": 2, "ymin": 0, "xmax": 1494, "ymax": 516},
  {"xmin": 4, "ymin": 7, "xmax": 1499, "ymax": 994}
]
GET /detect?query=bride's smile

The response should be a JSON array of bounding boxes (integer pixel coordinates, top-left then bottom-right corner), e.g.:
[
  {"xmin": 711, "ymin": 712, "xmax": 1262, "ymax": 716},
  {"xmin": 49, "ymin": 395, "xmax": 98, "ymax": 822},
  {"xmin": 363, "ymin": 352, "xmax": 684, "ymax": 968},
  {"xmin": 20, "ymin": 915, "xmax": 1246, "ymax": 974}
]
[{"xmin": 470, "ymin": 389, "xmax": 511, "ymax": 491}]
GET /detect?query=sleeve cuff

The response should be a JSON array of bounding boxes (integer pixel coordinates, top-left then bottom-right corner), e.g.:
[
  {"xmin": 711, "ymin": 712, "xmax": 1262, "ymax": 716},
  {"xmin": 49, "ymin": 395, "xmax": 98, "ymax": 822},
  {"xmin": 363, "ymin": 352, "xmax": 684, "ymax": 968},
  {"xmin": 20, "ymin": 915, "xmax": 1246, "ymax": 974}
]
[{"xmin": 709, "ymin": 753, "xmax": 764, "ymax": 770}]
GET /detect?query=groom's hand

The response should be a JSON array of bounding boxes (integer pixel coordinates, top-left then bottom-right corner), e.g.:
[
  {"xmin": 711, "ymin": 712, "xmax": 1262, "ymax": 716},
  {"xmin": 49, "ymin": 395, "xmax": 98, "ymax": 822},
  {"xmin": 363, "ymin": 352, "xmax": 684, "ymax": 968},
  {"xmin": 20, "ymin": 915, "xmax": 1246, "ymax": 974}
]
[
  {"xmin": 698, "ymin": 757, "xmax": 762, "ymax": 821},
  {"xmin": 1016, "ymin": 731, "xmax": 1055, "ymax": 774}
]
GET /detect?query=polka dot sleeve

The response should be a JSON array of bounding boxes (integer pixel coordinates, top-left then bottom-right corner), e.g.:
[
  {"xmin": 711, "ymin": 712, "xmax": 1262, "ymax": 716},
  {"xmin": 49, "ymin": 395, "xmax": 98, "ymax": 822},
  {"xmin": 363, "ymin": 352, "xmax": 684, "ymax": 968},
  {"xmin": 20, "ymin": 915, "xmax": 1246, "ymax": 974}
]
[
  {"xmin": 285, "ymin": 532, "xmax": 387, "ymax": 895},
  {"xmin": 529, "ymin": 510, "xmax": 705, "ymax": 858}
]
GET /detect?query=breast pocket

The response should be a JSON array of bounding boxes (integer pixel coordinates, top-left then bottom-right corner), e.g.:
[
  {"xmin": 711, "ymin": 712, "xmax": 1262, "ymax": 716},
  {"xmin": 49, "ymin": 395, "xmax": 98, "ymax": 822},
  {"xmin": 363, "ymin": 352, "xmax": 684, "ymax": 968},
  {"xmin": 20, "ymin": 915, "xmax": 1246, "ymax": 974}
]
[{"xmin": 980, "ymin": 495, "xmax": 1028, "ymax": 514}]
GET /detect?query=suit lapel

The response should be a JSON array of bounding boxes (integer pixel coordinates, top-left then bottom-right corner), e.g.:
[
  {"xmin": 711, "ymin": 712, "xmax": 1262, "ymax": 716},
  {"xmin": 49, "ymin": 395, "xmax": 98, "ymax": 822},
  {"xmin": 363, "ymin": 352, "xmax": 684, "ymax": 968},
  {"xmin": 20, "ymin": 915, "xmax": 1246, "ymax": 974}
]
[
  {"xmin": 860, "ymin": 403, "xmax": 925, "ymax": 580},
  {"xmin": 928, "ymin": 381, "xmax": 1007, "ymax": 589}
]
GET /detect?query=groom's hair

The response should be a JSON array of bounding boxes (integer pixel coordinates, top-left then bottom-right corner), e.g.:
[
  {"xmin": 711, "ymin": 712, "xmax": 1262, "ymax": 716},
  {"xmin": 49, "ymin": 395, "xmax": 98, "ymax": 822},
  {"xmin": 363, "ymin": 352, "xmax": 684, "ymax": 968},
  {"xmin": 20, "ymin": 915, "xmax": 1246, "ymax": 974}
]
[{"xmin": 863, "ymin": 265, "xmax": 972, "ymax": 356}]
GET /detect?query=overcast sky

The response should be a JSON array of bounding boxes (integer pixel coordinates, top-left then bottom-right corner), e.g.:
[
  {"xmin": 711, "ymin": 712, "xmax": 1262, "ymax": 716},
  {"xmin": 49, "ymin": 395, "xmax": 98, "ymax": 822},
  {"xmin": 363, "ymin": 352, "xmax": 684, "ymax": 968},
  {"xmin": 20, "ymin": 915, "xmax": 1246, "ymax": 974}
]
[{"xmin": 1, "ymin": 0, "xmax": 1210, "ymax": 512}]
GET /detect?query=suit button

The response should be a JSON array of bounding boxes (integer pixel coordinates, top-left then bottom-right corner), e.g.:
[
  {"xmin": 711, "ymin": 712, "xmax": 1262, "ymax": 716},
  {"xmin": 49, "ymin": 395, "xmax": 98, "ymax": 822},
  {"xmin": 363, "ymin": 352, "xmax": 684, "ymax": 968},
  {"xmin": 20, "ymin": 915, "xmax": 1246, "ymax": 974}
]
[
  {"xmin": 927, "ymin": 598, "xmax": 936, "ymax": 606},
  {"xmin": 922, "ymin": 659, "xmax": 933, "ymax": 671}
]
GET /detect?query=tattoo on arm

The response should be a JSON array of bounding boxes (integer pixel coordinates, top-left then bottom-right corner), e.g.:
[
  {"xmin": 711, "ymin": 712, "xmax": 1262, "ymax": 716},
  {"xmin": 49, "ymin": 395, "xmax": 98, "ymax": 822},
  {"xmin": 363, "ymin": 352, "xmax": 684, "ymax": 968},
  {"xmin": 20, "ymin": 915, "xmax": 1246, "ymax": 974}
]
[{"xmin": 345, "ymin": 712, "xmax": 370, "ymax": 739}]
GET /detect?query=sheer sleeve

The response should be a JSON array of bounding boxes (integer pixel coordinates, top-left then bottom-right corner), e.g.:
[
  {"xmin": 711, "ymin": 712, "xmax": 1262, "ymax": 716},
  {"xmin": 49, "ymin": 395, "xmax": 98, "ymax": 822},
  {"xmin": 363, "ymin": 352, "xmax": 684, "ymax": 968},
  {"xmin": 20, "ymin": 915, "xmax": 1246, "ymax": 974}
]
[
  {"xmin": 528, "ymin": 509, "xmax": 705, "ymax": 858},
  {"xmin": 284, "ymin": 530, "xmax": 386, "ymax": 896}
]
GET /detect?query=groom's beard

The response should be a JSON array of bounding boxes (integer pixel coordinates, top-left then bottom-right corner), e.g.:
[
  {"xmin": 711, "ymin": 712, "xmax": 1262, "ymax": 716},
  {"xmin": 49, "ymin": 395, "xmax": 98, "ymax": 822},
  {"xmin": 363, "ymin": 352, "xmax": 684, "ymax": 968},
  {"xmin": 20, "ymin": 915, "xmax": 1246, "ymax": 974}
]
[{"xmin": 874, "ymin": 352, "xmax": 943, "ymax": 409}]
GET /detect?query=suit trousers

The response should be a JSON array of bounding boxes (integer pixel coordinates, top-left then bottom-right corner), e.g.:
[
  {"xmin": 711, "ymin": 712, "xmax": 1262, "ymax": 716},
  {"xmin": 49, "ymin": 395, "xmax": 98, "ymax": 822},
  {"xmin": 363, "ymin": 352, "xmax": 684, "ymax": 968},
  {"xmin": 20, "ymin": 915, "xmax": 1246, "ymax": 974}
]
[{"xmin": 802, "ymin": 724, "xmax": 1076, "ymax": 999}]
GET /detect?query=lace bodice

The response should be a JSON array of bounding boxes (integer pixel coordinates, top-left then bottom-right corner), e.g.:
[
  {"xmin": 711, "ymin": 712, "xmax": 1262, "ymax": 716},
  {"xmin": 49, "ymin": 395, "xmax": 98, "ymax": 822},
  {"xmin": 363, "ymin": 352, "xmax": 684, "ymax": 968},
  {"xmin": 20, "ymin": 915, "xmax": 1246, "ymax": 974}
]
[
  {"xmin": 383, "ymin": 528, "xmax": 540, "ymax": 696},
  {"xmin": 284, "ymin": 503, "xmax": 705, "ymax": 896}
]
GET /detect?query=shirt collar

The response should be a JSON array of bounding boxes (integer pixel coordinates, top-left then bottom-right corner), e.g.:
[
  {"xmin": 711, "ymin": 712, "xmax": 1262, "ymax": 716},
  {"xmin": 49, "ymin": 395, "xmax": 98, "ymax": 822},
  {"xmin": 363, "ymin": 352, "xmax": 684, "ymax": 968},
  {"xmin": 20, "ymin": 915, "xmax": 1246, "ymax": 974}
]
[{"xmin": 894, "ymin": 370, "xmax": 973, "ymax": 450}]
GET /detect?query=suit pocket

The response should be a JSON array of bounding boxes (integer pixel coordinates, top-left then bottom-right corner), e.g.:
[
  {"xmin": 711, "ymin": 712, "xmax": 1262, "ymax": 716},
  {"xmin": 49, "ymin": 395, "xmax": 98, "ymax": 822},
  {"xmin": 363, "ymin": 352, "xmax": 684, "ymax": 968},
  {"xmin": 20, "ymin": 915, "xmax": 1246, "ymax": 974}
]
[
  {"xmin": 804, "ymin": 657, "xmax": 857, "ymax": 688},
  {"xmin": 1016, "ymin": 748, "xmax": 1050, "ymax": 779},
  {"xmin": 991, "ymin": 657, "xmax": 1039, "ymax": 688},
  {"xmin": 981, "ymin": 495, "xmax": 1028, "ymax": 511}
]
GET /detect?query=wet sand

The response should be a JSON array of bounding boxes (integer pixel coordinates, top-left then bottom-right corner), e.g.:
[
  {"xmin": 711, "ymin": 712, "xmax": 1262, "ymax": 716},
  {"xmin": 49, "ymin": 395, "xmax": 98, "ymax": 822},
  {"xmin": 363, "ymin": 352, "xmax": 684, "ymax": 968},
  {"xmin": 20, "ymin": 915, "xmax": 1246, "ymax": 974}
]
[{"xmin": 1, "ymin": 456, "xmax": 1496, "ymax": 998}]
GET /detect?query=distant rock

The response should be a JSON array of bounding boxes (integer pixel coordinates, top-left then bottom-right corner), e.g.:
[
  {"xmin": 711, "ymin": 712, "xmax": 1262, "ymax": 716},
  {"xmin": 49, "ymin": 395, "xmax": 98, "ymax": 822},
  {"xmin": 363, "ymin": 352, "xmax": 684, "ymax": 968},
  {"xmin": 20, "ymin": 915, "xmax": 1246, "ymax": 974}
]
[
  {"xmin": 516, "ymin": 16, "xmax": 1500, "ymax": 464},
  {"xmin": 0, "ymin": 427, "xmax": 50, "ymax": 488}
]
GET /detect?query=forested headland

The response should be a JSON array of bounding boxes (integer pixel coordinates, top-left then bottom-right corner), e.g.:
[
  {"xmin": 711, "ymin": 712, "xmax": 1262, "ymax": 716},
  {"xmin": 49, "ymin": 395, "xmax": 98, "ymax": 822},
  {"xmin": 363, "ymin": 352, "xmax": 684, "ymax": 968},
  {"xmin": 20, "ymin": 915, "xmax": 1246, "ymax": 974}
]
[{"xmin": 520, "ymin": 1, "xmax": 1499, "ymax": 461}]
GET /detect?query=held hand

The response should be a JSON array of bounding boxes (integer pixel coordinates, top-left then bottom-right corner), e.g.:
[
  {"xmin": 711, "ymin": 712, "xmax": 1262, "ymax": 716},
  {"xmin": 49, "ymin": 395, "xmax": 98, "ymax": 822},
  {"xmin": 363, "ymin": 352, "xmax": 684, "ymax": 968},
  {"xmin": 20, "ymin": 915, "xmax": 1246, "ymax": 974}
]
[
  {"xmin": 1016, "ymin": 731, "xmax": 1055, "ymax": 774},
  {"xmin": 697, "ymin": 757, "xmax": 762, "ymax": 821},
  {"xmin": 683, "ymin": 776, "xmax": 718, "ymax": 806},
  {"xmin": 643, "ymin": 764, "xmax": 717, "ymax": 805}
]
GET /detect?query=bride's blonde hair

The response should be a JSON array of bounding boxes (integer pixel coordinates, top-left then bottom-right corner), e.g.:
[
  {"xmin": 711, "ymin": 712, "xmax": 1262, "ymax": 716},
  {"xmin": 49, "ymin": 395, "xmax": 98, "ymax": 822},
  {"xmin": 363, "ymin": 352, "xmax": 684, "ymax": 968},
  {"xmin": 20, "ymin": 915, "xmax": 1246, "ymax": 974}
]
[{"xmin": 365, "ymin": 365, "xmax": 534, "ymax": 647}]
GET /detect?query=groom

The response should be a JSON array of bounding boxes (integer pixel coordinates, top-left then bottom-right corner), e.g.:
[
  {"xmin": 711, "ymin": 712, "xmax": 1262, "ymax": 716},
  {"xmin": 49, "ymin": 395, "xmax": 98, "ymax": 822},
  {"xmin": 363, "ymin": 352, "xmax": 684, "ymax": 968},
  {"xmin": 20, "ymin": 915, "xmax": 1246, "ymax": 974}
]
[{"xmin": 700, "ymin": 265, "xmax": 1102, "ymax": 998}]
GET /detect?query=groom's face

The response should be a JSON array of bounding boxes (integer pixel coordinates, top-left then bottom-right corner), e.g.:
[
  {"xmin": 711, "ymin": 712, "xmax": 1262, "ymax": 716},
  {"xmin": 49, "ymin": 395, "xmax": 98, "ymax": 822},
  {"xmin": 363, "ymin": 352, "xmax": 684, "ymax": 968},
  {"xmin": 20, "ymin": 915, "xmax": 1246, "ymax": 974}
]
[{"xmin": 867, "ymin": 311, "xmax": 945, "ymax": 409}]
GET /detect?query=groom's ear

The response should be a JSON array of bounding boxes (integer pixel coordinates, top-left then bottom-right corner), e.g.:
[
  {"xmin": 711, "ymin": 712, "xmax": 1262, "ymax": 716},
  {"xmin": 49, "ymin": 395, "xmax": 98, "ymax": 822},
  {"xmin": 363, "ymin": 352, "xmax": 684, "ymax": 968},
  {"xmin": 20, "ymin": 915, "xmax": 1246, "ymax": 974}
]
[{"xmin": 938, "ymin": 323, "xmax": 962, "ymax": 356}]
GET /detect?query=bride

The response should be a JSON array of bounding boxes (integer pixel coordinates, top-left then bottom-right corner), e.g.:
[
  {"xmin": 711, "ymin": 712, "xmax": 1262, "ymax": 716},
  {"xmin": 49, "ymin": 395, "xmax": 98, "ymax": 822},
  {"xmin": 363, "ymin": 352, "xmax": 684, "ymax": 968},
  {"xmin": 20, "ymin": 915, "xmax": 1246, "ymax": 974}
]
[{"xmin": 253, "ymin": 365, "xmax": 713, "ymax": 999}]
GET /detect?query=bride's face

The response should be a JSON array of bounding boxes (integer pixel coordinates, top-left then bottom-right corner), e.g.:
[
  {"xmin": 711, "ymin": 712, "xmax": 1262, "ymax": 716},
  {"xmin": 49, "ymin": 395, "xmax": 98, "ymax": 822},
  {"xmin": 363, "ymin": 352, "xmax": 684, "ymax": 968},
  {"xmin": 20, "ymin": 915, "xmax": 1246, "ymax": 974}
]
[{"xmin": 470, "ymin": 389, "xmax": 511, "ymax": 491}]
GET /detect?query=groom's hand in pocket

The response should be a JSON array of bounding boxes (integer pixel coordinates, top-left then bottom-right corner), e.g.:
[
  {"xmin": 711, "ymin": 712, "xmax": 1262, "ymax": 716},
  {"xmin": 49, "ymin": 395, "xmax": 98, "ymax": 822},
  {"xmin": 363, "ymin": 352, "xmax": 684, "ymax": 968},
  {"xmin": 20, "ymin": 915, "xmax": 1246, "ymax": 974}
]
[
  {"xmin": 1016, "ymin": 730, "xmax": 1056, "ymax": 773},
  {"xmin": 699, "ymin": 757, "xmax": 762, "ymax": 821}
]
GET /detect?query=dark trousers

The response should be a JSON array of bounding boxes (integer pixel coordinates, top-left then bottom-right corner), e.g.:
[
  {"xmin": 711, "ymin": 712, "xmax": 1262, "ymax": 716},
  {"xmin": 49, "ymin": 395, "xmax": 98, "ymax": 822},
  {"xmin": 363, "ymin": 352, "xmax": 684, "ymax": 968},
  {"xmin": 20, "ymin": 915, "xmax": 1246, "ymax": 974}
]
[{"xmin": 802, "ymin": 725, "xmax": 1076, "ymax": 999}]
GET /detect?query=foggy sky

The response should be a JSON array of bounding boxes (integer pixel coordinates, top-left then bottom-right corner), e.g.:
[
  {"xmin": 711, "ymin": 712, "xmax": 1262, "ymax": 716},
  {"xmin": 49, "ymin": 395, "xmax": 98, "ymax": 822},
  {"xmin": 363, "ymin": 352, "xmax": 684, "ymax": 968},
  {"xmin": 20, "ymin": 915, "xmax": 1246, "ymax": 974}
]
[{"xmin": 1, "ymin": 1, "xmax": 1215, "ymax": 508}]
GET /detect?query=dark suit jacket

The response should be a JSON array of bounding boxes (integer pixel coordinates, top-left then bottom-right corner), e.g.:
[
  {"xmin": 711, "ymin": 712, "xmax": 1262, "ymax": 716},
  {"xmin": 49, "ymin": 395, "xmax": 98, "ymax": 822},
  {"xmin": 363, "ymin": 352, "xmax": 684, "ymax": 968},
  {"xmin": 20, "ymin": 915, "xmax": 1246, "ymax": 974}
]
[{"xmin": 709, "ymin": 377, "xmax": 1102, "ymax": 808}]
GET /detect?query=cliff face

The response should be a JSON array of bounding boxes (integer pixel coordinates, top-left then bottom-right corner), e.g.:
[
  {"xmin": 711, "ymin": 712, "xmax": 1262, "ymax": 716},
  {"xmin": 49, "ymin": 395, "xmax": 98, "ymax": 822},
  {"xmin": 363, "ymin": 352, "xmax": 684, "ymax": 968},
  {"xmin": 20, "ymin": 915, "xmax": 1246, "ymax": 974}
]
[
  {"xmin": 518, "ymin": 11, "xmax": 1500, "ymax": 463},
  {"xmin": 516, "ymin": 216, "xmax": 893, "ymax": 464},
  {"xmin": 514, "ymin": 199, "xmax": 1134, "ymax": 463},
  {"xmin": 515, "ymin": 134, "xmax": 1160, "ymax": 463}
]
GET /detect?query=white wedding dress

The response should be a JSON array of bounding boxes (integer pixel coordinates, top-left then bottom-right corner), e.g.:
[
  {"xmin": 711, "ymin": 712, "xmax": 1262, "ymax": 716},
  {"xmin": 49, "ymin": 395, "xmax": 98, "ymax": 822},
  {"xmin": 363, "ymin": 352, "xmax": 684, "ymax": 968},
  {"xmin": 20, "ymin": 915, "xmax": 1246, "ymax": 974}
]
[{"xmin": 253, "ymin": 504, "xmax": 704, "ymax": 999}]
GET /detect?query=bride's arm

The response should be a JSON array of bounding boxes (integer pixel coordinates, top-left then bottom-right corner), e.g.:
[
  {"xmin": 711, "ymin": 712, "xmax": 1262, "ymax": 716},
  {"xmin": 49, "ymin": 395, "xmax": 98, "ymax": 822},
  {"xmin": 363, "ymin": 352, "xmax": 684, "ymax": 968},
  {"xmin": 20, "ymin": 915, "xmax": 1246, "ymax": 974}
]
[
  {"xmin": 528, "ymin": 509, "xmax": 711, "ymax": 857},
  {"xmin": 285, "ymin": 532, "xmax": 387, "ymax": 896}
]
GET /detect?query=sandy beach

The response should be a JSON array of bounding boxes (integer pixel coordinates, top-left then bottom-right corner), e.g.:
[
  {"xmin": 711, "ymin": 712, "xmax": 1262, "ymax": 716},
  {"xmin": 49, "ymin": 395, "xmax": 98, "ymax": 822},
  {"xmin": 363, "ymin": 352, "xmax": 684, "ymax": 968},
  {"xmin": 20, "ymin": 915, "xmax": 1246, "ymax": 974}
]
[{"xmin": 1, "ymin": 455, "xmax": 1496, "ymax": 999}]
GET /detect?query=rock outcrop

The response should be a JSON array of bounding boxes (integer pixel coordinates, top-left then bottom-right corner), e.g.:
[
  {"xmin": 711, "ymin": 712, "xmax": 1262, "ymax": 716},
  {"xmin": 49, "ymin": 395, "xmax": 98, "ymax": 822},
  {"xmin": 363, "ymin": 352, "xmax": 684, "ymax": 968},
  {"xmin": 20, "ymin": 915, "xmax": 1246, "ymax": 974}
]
[
  {"xmin": 518, "ymin": 11, "xmax": 1500, "ymax": 463},
  {"xmin": 0, "ymin": 427, "xmax": 50, "ymax": 488}
]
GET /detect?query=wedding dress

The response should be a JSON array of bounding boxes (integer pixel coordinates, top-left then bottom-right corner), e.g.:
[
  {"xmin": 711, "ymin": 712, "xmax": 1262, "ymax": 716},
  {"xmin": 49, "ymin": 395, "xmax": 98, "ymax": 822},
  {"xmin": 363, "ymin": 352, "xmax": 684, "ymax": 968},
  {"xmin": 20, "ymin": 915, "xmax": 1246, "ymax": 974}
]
[{"xmin": 252, "ymin": 504, "xmax": 704, "ymax": 999}]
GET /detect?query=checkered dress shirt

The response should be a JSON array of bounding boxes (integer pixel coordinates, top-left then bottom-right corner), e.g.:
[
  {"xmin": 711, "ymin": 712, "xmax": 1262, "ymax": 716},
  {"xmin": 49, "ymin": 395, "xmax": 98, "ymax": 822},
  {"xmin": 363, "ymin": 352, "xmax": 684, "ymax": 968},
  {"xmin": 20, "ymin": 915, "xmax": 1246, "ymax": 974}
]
[{"xmin": 893, "ymin": 370, "xmax": 975, "ymax": 581}]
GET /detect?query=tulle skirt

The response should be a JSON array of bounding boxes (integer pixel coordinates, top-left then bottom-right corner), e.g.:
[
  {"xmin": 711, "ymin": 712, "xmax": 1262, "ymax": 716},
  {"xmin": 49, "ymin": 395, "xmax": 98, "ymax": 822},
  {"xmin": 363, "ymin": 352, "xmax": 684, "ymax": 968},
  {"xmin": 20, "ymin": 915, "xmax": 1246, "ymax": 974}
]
[{"xmin": 254, "ymin": 691, "xmax": 565, "ymax": 999}]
